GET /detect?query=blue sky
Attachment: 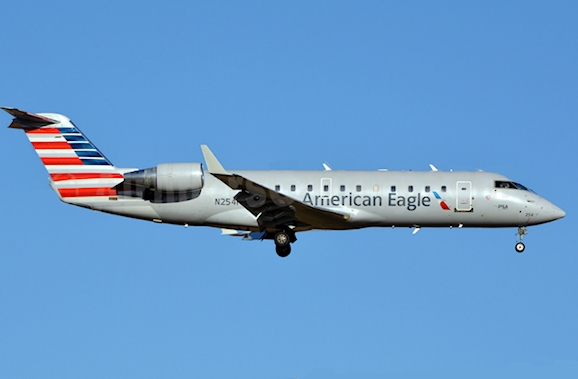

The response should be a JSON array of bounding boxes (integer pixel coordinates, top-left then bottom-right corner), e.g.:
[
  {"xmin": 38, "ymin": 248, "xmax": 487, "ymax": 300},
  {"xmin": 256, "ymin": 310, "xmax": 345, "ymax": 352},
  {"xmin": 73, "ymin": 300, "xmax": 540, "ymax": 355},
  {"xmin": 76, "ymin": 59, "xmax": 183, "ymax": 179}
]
[{"xmin": 1, "ymin": 1, "xmax": 577, "ymax": 378}]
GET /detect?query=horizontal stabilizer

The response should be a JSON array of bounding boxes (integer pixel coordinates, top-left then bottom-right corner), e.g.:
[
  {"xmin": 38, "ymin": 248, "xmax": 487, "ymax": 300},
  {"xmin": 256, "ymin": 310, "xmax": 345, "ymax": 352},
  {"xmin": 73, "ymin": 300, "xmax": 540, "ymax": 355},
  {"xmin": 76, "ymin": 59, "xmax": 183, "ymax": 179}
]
[{"xmin": 2, "ymin": 107, "xmax": 56, "ymax": 129}]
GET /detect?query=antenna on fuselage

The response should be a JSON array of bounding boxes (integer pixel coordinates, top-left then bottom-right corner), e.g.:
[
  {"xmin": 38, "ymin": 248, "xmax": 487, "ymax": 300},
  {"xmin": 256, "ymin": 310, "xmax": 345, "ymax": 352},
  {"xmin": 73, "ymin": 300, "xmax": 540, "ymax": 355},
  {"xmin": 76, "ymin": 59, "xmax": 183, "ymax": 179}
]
[
  {"xmin": 429, "ymin": 164, "xmax": 438, "ymax": 171},
  {"xmin": 323, "ymin": 163, "xmax": 332, "ymax": 171}
]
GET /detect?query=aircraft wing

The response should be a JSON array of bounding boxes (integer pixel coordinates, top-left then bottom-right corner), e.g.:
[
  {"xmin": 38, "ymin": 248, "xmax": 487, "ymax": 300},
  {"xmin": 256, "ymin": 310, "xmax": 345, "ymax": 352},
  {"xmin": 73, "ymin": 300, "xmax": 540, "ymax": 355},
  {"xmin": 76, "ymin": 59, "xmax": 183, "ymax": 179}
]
[
  {"xmin": 200, "ymin": 144, "xmax": 350, "ymax": 231},
  {"xmin": 211, "ymin": 172, "xmax": 351, "ymax": 231}
]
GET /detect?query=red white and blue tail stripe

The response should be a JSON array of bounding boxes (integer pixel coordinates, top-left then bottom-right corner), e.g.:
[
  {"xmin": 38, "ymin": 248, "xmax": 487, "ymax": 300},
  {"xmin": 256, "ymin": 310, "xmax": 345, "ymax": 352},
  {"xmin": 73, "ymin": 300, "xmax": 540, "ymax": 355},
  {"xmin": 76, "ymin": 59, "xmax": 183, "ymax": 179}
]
[{"xmin": 4, "ymin": 107, "xmax": 124, "ymax": 200}]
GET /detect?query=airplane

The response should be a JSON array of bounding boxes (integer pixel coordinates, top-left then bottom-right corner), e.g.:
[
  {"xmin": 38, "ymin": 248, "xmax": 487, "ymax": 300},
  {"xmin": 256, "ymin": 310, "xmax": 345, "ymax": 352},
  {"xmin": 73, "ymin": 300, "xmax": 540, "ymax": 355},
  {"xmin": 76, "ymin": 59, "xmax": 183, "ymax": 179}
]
[{"xmin": 4, "ymin": 107, "xmax": 566, "ymax": 257}]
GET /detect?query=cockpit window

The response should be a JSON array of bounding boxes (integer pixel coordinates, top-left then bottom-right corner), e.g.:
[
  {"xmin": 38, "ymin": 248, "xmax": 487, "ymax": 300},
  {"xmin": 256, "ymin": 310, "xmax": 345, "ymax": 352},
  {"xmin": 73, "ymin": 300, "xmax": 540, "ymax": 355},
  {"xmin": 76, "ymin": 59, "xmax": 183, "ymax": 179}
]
[
  {"xmin": 495, "ymin": 180, "xmax": 533, "ymax": 192},
  {"xmin": 513, "ymin": 182, "xmax": 529, "ymax": 191},
  {"xmin": 496, "ymin": 181, "xmax": 516, "ymax": 189}
]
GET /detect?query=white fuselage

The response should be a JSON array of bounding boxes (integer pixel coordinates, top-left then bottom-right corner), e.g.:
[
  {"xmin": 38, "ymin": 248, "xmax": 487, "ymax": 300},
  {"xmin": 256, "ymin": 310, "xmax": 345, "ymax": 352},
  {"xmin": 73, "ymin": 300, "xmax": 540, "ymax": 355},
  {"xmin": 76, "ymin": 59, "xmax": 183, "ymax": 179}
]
[{"xmin": 70, "ymin": 169, "xmax": 565, "ymax": 232}]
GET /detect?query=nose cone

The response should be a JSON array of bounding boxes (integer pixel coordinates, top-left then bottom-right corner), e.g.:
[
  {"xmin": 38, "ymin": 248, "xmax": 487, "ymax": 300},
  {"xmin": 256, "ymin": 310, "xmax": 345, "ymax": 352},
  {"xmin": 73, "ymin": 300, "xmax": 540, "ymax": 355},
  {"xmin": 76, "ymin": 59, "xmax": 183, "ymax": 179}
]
[
  {"xmin": 552, "ymin": 204, "xmax": 566, "ymax": 220},
  {"xmin": 528, "ymin": 198, "xmax": 565, "ymax": 225},
  {"xmin": 542, "ymin": 201, "xmax": 566, "ymax": 223}
]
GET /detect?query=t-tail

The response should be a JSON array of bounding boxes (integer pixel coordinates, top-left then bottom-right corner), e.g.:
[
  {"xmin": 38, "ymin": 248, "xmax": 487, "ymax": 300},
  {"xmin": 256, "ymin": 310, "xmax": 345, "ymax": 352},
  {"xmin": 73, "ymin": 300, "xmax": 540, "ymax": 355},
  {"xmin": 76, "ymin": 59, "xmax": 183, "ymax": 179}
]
[{"xmin": 3, "ymin": 107, "xmax": 126, "ymax": 204}]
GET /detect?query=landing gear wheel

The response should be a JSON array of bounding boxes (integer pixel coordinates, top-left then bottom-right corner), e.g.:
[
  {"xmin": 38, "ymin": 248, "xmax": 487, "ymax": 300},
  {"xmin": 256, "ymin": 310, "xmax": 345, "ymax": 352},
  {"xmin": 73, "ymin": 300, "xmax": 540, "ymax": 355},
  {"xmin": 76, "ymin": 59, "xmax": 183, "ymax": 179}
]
[
  {"xmin": 515, "ymin": 227, "xmax": 528, "ymax": 253},
  {"xmin": 274, "ymin": 231, "xmax": 290, "ymax": 247},
  {"xmin": 276, "ymin": 245, "xmax": 291, "ymax": 258}
]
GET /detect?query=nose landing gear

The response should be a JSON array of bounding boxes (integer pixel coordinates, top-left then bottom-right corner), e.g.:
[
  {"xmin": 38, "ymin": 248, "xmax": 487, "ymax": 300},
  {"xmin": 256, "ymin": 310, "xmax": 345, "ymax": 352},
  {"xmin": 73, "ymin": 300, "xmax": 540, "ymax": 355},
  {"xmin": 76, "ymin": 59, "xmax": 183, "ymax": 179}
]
[{"xmin": 515, "ymin": 226, "xmax": 528, "ymax": 253}]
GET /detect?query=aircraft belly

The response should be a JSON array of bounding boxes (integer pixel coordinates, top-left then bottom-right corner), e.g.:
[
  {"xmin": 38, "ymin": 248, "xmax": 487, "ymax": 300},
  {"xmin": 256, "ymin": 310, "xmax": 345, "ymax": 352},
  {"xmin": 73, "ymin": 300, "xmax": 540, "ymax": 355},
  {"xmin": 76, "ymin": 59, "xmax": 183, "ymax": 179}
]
[
  {"xmin": 101, "ymin": 203, "xmax": 161, "ymax": 221},
  {"xmin": 85, "ymin": 199, "xmax": 162, "ymax": 221},
  {"xmin": 204, "ymin": 208, "xmax": 260, "ymax": 230},
  {"xmin": 145, "ymin": 195, "xmax": 259, "ymax": 229},
  {"xmin": 345, "ymin": 200, "xmax": 519, "ymax": 228}
]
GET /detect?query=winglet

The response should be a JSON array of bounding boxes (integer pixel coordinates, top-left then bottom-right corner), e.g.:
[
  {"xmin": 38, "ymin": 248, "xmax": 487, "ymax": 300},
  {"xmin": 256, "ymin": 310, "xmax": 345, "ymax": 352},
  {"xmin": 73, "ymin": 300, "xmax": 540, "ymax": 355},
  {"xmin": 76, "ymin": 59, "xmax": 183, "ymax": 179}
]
[{"xmin": 201, "ymin": 145, "xmax": 228, "ymax": 174}]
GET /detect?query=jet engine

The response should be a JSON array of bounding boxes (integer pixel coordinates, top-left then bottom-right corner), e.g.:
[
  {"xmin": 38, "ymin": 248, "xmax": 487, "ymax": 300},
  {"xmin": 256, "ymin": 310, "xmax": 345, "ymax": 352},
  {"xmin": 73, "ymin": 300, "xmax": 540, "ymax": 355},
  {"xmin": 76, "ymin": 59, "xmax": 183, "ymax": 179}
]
[{"xmin": 120, "ymin": 162, "xmax": 204, "ymax": 202}]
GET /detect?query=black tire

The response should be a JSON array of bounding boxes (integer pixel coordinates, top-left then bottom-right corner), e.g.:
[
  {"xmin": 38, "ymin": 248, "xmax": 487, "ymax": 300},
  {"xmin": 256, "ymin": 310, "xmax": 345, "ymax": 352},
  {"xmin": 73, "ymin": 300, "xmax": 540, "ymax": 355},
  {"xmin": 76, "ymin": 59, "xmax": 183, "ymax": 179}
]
[
  {"xmin": 276, "ymin": 245, "xmax": 291, "ymax": 258},
  {"xmin": 274, "ymin": 231, "xmax": 290, "ymax": 247},
  {"xmin": 515, "ymin": 242, "xmax": 525, "ymax": 253}
]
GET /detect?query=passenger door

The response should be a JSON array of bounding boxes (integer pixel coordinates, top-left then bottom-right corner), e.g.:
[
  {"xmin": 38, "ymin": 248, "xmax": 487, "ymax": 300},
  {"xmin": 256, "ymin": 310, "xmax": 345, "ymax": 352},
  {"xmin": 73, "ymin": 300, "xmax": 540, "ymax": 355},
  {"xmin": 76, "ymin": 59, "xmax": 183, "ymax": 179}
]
[{"xmin": 456, "ymin": 181, "xmax": 472, "ymax": 211}]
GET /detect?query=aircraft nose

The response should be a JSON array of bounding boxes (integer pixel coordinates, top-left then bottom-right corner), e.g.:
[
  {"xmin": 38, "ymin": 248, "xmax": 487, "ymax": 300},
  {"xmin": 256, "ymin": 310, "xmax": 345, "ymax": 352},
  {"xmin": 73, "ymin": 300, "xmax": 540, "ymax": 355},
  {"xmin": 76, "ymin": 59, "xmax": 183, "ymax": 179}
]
[
  {"xmin": 545, "ymin": 201, "xmax": 565, "ymax": 222},
  {"xmin": 552, "ymin": 205, "xmax": 566, "ymax": 220},
  {"xmin": 531, "ymin": 198, "xmax": 565, "ymax": 224}
]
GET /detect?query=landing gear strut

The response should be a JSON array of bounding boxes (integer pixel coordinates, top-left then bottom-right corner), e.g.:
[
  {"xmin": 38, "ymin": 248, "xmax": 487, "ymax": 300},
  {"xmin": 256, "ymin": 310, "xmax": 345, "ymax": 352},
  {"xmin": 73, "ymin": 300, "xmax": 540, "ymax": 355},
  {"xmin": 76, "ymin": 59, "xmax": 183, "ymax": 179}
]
[
  {"xmin": 274, "ymin": 230, "xmax": 294, "ymax": 258},
  {"xmin": 515, "ymin": 226, "xmax": 528, "ymax": 253}
]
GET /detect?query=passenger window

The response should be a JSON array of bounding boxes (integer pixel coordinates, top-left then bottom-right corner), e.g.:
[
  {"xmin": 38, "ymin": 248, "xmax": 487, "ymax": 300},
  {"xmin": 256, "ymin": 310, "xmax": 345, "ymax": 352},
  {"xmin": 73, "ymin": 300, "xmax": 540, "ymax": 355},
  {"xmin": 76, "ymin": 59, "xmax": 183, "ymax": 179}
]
[
  {"xmin": 425, "ymin": 186, "xmax": 430, "ymax": 192},
  {"xmin": 356, "ymin": 185, "xmax": 362, "ymax": 192},
  {"xmin": 340, "ymin": 185, "xmax": 345, "ymax": 192},
  {"xmin": 275, "ymin": 185, "xmax": 280, "ymax": 191},
  {"xmin": 307, "ymin": 185, "xmax": 313, "ymax": 191},
  {"xmin": 391, "ymin": 185, "xmax": 396, "ymax": 192},
  {"xmin": 408, "ymin": 185, "xmax": 413, "ymax": 192},
  {"xmin": 324, "ymin": 185, "xmax": 329, "ymax": 192},
  {"xmin": 441, "ymin": 186, "xmax": 447, "ymax": 192},
  {"xmin": 373, "ymin": 185, "xmax": 379, "ymax": 192},
  {"xmin": 290, "ymin": 185, "xmax": 296, "ymax": 192}
]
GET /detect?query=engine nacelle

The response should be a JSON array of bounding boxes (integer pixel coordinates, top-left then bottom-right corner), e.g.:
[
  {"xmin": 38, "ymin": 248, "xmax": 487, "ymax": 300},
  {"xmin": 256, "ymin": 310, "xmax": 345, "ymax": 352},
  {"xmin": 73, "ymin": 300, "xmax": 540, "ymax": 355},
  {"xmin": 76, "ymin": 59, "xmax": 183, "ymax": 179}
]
[
  {"xmin": 123, "ymin": 162, "xmax": 204, "ymax": 193},
  {"xmin": 156, "ymin": 162, "xmax": 204, "ymax": 192}
]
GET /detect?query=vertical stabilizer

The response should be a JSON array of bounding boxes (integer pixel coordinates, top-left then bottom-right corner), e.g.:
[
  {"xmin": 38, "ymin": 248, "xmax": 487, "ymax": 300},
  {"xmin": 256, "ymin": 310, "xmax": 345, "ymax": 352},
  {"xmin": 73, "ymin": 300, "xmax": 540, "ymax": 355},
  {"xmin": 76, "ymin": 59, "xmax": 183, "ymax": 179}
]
[{"xmin": 4, "ymin": 107, "xmax": 124, "ymax": 201}]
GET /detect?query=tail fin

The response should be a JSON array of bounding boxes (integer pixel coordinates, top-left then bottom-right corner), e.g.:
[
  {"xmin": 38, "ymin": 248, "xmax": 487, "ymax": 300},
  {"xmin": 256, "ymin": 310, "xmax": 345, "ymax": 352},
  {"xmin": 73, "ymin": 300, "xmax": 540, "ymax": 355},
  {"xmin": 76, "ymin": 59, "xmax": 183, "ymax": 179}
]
[{"xmin": 4, "ymin": 107, "xmax": 124, "ymax": 200}]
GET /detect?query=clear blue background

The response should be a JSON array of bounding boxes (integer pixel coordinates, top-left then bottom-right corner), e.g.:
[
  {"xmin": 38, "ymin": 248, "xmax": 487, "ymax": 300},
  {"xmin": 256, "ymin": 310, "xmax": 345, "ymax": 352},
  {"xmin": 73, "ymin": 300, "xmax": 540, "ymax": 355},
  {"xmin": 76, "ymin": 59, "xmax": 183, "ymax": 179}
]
[{"xmin": 1, "ymin": 1, "xmax": 576, "ymax": 378}]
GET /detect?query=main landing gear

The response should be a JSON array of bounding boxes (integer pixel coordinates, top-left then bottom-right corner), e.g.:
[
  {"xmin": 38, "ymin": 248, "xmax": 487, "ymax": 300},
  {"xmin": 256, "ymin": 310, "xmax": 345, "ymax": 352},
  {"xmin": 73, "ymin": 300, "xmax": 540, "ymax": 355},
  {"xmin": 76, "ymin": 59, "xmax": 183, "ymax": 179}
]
[
  {"xmin": 515, "ymin": 226, "xmax": 528, "ymax": 253},
  {"xmin": 274, "ymin": 230, "xmax": 295, "ymax": 258}
]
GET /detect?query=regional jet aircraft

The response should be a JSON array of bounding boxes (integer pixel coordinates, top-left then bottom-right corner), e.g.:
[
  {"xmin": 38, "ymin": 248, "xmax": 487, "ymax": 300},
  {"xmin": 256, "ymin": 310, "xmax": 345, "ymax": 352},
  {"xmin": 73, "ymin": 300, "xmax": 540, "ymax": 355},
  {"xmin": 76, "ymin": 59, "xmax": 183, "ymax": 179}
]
[{"xmin": 4, "ymin": 107, "xmax": 566, "ymax": 257}]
